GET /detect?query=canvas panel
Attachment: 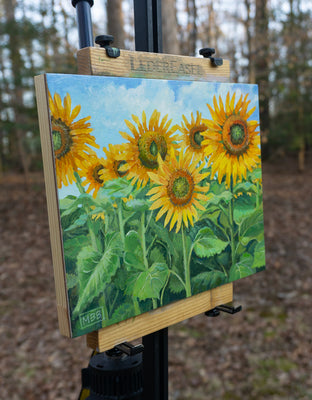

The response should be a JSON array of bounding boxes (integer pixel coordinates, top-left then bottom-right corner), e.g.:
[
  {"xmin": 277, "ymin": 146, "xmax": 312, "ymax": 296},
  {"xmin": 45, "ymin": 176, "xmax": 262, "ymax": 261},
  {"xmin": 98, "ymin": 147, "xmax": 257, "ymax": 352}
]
[{"xmin": 43, "ymin": 73, "xmax": 265, "ymax": 337}]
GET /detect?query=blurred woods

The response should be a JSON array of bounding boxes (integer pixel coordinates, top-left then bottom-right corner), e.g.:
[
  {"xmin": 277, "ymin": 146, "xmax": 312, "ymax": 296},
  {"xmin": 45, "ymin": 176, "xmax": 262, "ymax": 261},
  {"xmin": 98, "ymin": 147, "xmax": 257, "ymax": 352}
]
[{"xmin": 0, "ymin": 0, "xmax": 311, "ymax": 178}]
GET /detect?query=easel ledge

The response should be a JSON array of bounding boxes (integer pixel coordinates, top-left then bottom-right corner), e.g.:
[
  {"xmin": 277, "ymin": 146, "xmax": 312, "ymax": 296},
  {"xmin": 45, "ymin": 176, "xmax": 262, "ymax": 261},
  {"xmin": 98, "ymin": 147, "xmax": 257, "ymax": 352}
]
[{"xmin": 87, "ymin": 283, "xmax": 233, "ymax": 352}]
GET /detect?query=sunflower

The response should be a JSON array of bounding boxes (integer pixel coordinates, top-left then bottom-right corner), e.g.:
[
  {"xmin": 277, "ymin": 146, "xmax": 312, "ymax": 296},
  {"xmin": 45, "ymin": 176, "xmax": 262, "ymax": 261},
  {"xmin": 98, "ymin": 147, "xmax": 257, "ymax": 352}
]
[
  {"xmin": 119, "ymin": 110, "xmax": 180, "ymax": 188},
  {"xmin": 48, "ymin": 92, "xmax": 99, "ymax": 188},
  {"xmin": 99, "ymin": 143, "xmax": 129, "ymax": 182},
  {"xmin": 178, "ymin": 111, "xmax": 207, "ymax": 159},
  {"xmin": 147, "ymin": 149, "xmax": 210, "ymax": 233},
  {"xmin": 202, "ymin": 92, "xmax": 261, "ymax": 187},
  {"xmin": 79, "ymin": 156, "xmax": 106, "ymax": 198},
  {"xmin": 90, "ymin": 206, "xmax": 105, "ymax": 221}
]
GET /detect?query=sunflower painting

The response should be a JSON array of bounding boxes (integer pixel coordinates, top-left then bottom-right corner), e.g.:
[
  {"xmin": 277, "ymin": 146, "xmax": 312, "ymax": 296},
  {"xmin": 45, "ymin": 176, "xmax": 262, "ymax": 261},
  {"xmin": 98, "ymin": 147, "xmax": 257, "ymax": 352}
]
[{"xmin": 40, "ymin": 73, "xmax": 265, "ymax": 338}]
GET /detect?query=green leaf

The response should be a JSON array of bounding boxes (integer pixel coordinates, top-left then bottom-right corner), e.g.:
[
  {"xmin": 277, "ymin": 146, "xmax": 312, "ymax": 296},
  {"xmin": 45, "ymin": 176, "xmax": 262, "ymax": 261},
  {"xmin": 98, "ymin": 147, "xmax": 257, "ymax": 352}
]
[
  {"xmin": 61, "ymin": 193, "xmax": 98, "ymax": 217},
  {"xmin": 229, "ymin": 253, "xmax": 254, "ymax": 281},
  {"xmin": 192, "ymin": 270, "xmax": 226, "ymax": 292},
  {"xmin": 64, "ymin": 213, "xmax": 88, "ymax": 232},
  {"xmin": 66, "ymin": 273, "xmax": 78, "ymax": 289},
  {"xmin": 233, "ymin": 181, "xmax": 257, "ymax": 194},
  {"xmin": 233, "ymin": 197, "xmax": 256, "ymax": 224},
  {"xmin": 193, "ymin": 227, "xmax": 229, "ymax": 258},
  {"xmin": 63, "ymin": 235, "xmax": 90, "ymax": 260},
  {"xmin": 241, "ymin": 223, "xmax": 264, "ymax": 245},
  {"xmin": 124, "ymin": 231, "xmax": 145, "ymax": 271},
  {"xmin": 149, "ymin": 246, "xmax": 166, "ymax": 265},
  {"xmin": 248, "ymin": 168, "xmax": 262, "ymax": 181},
  {"xmin": 149, "ymin": 219, "xmax": 179, "ymax": 260},
  {"xmin": 239, "ymin": 208, "xmax": 264, "ymax": 245},
  {"xmin": 168, "ymin": 273, "xmax": 185, "ymax": 294},
  {"xmin": 127, "ymin": 262, "xmax": 169, "ymax": 301},
  {"xmin": 104, "ymin": 178, "xmax": 133, "ymax": 198},
  {"xmin": 73, "ymin": 233, "xmax": 122, "ymax": 315},
  {"xmin": 209, "ymin": 191, "xmax": 233, "ymax": 206},
  {"xmin": 59, "ymin": 195, "xmax": 77, "ymax": 211},
  {"xmin": 252, "ymin": 240, "xmax": 266, "ymax": 269},
  {"xmin": 123, "ymin": 199, "xmax": 150, "ymax": 212},
  {"xmin": 110, "ymin": 303, "xmax": 135, "ymax": 324}
]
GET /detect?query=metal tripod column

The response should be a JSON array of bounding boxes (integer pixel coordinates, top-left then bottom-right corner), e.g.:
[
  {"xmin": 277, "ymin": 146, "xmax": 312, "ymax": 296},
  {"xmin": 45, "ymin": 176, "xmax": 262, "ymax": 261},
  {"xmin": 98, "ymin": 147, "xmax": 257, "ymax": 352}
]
[
  {"xmin": 72, "ymin": 0, "xmax": 94, "ymax": 49},
  {"xmin": 133, "ymin": 1, "xmax": 168, "ymax": 399}
]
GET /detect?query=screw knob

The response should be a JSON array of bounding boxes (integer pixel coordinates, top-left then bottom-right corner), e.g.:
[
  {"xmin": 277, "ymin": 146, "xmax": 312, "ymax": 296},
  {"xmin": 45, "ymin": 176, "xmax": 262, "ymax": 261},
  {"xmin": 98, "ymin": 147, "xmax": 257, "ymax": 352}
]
[
  {"xmin": 72, "ymin": 0, "xmax": 94, "ymax": 7},
  {"xmin": 199, "ymin": 48, "xmax": 215, "ymax": 58},
  {"xmin": 95, "ymin": 35, "xmax": 114, "ymax": 48}
]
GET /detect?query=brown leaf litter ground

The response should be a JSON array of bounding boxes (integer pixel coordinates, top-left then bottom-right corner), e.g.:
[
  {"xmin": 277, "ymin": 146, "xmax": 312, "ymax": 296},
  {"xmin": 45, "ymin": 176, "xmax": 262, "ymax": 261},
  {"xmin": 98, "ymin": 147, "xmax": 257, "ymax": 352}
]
[{"xmin": 1, "ymin": 159, "xmax": 312, "ymax": 400}]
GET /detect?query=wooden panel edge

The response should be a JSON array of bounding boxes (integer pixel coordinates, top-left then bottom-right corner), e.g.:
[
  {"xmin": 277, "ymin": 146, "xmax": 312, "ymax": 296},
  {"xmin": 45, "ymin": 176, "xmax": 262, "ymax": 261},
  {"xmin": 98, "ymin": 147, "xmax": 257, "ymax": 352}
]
[
  {"xmin": 87, "ymin": 283, "xmax": 233, "ymax": 352},
  {"xmin": 34, "ymin": 75, "xmax": 71, "ymax": 337}
]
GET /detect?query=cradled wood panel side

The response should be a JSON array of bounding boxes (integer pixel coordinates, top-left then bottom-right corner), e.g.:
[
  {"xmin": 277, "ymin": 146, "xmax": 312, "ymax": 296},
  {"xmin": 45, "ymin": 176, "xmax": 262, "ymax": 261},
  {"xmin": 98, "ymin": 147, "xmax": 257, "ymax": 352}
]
[
  {"xmin": 77, "ymin": 47, "xmax": 230, "ymax": 82},
  {"xmin": 34, "ymin": 75, "xmax": 71, "ymax": 337},
  {"xmin": 87, "ymin": 283, "xmax": 233, "ymax": 352}
]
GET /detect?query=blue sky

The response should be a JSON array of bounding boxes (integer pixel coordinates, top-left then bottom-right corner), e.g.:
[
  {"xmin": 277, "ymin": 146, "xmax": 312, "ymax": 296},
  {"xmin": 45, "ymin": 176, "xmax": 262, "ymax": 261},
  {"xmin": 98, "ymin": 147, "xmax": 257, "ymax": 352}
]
[{"xmin": 46, "ymin": 74, "xmax": 260, "ymax": 198}]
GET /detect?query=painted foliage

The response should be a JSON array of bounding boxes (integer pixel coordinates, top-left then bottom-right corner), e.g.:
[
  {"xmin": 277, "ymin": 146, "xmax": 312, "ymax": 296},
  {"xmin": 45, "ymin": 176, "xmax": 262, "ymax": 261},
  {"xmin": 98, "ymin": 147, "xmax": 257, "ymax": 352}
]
[{"xmin": 46, "ymin": 74, "xmax": 265, "ymax": 337}]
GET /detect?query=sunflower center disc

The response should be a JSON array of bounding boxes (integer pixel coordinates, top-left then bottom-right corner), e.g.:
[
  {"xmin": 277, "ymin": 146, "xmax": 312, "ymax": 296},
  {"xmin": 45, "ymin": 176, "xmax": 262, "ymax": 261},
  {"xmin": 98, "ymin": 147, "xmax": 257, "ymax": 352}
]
[
  {"xmin": 173, "ymin": 177, "xmax": 189, "ymax": 198},
  {"xmin": 189, "ymin": 124, "xmax": 207, "ymax": 150},
  {"xmin": 51, "ymin": 117, "xmax": 72, "ymax": 159},
  {"xmin": 114, "ymin": 160, "xmax": 128, "ymax": 177},
  {"xmin": 168, "ymin": 171, "xmax": 194, "ymax": 206},
  {"xmin": 230, "ymin": 124, "xmax": 245, "ymax": 145},
  {"xmin": 138, "ymin": 132, "xmax": 167, "ymax": 169},
  {"xmin": 92, "ymin": 164, "xmax": 104, "ymax": 184},
  {"xmin": 222, "ymin": 115, "xmax": 249, "ymax": 156},
  {"xmin": 194, "ymin": 131, "xmax": 204, "ymax": 146},
  {"xmin": 150, "ymin": 141, "xmax": 158, "ymax": 156}
]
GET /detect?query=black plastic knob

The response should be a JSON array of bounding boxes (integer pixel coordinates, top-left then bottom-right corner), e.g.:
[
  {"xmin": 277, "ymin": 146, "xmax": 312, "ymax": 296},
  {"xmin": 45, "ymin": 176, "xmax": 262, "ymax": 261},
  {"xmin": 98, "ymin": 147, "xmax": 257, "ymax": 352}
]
[
  {"xmin": 199, "ymin": 48, "xmax": 215, "ymax": 58},
  {"xmin": 95, "ymin": 35, "xmax": 114, "ymax": 48},
  {"xmin": 72, "ymin": 0, "xmax": 94, "ymax": 7}
]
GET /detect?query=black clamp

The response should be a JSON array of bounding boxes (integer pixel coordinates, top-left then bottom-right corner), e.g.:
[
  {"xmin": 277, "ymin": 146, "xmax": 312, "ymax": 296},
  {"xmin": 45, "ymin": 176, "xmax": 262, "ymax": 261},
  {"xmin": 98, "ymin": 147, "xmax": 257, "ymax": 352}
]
[
  {"xmin": 205, "ymin": 304, "xmax": 242, "ymax": 317},
  {"xmin": 199, "ymin": 47, "xmax": 223, "ymax": 67},
  {"xmin": 114, "ymin": 342, "xmax": 144, "ymax": 356},
  {"xmin": 95, "ymin": 34, "xmax": 120, "ymax": 58}
]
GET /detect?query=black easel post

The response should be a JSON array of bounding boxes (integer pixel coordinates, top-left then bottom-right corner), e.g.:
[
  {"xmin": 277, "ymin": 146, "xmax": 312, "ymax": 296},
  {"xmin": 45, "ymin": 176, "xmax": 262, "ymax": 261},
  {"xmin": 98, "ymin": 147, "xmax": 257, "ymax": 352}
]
[
  {"xmin": 133, "ymin": 1, "xmax": 169, "ymax": 399},
  {"xmin": 133, "ymin": 0, "xmax": 162, "ymax": 53},
  {"xmin": 72, "ymin": 0, "xmax": 94, "ymax": 49},
  {"xmin": 72, "ymin": 1, "xmax": 168, "ymax": 398}
]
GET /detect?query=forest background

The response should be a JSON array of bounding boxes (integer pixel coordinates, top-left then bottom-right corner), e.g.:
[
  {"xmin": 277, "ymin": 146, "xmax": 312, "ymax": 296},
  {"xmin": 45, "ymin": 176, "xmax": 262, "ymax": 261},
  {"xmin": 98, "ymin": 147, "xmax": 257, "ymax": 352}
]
[
  {"xmin": 1, "ymin": 0, "xmax": 312, "ymax": 399},
  {"xmin": 0, "ymin": 0, "xmax": 311, "ymax": 176}
]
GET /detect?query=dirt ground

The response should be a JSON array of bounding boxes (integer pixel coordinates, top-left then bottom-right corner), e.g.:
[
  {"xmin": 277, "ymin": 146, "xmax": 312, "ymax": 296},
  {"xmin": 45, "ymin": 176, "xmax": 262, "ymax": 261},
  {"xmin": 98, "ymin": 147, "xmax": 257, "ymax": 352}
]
[{"xmin": 1, "ymin": 159, "xmax": 312, "ymax": 400}]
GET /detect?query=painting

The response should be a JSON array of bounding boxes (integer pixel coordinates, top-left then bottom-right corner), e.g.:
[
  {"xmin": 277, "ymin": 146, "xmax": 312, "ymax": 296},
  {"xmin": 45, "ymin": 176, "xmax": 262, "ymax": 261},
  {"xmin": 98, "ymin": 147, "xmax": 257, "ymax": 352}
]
[{"xmin": 44, "ymin": 73, "xmax": 265, "ymax": 337}]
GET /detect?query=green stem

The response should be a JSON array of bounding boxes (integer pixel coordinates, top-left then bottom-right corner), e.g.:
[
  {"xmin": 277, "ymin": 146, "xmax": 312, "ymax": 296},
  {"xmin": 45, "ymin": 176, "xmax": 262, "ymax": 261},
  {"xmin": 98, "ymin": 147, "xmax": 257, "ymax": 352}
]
[
  {"xmin": 99, "ymin": 293, "xmax": 109, "ymax": 324},
  {"xmin": 221, "ymin": 264, "xmax": 228, "ymax": 278},
  {"xmin": 74, "ymin": 171, "xmax": 85, "ymax": 194},
  {"xmin": 117, "ymin": 202, "xmax": 125, "ymax": 246},
  {"xmin": 229, "ymin": 179, "xmax": 236, "ymax": 267},
  {"xmin": 145, "ymin": 210, "xmax": 153, "ymax": 231},
  {"xmin": 181, "ymin": 224, "xmax": 191, "ymax": 297},
  {"xmin": 74, "ymin": 172, "xmax": 99, "ymax": 251},
  {"xmin": 256, "ymin": 180, "xmax": 260, "ymax": 209},
  {"xmin": 141, "ymin": 211, "xmax": 149, "ymax": 269},
  {"xmin": 152, "ymin": 298, "xmax": 157, "ymax": 309},
  {"xmin": 133, "ymin": 297, "xmax": 141, "ymax": 315},
  {"xmin": 160, "ymin": 272, "xmax": 171, "ymax": 306}
]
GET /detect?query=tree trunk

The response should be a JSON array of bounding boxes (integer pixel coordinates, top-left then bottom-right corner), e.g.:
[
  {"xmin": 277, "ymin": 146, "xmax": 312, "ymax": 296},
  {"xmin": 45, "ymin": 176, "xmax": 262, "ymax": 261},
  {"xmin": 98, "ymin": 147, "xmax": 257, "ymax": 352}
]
[
  {"xmin": 255, "ymin": 0, "xmax": 270, "ymax": 142},
  {"xmin": 3, "ymin": 0, "xmax": 30, "ymax": 181},
  {"xmin": 161, "ymin": 0, "xmax": 180, "ymax": 54},
  {"xmin": 106, "ymin": 0, "xmax": 125, "ymax": 49},
  {"xmin": 186, "ymin": 0, "xmax": 197, "ymax": 56}
]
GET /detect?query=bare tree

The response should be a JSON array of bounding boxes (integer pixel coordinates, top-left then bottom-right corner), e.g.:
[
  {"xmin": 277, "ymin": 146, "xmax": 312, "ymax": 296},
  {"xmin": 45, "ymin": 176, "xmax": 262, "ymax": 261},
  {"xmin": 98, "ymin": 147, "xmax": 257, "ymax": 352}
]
[
  {"xmin": 162, "ymin": 0, "xmax": 180, "ymax": 54},
  {"xmin": 106, "ymin": 0, "xmax": 125, "ymax": 49}
]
